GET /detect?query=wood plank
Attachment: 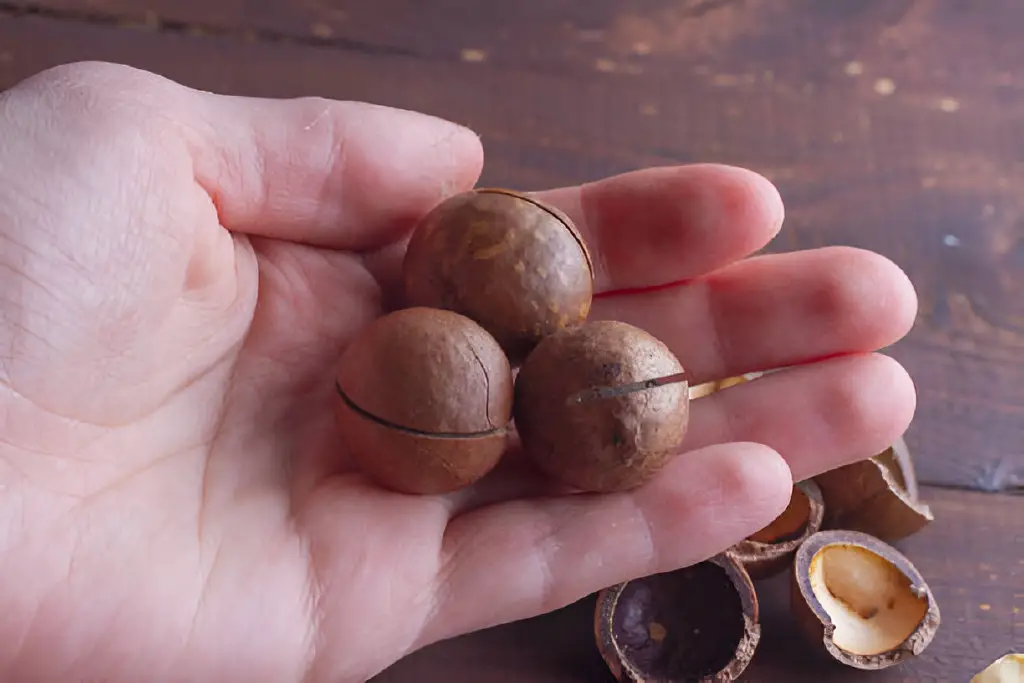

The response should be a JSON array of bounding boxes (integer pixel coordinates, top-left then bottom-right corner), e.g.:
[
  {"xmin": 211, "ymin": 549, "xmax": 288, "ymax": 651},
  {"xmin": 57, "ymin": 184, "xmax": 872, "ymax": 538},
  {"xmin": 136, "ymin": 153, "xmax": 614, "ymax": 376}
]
[
  {"xmin": 0, "ymin": 8, "xmax": 1021, "ymax": 490},
  {"xmin": 372, "ymin": 486, "xmax": 1023, "ymax": 683}
]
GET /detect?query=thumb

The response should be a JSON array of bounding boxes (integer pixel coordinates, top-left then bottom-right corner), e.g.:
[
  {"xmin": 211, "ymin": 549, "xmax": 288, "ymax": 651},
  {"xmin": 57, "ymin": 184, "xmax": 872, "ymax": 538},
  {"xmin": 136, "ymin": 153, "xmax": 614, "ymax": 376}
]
[
  {"xmin": 0, "ymin": 62, "xmax": 483, "ymax": 428},
  {"xmin": 188, "ymin": 90, "xmax": 485, "ymax": 251}
]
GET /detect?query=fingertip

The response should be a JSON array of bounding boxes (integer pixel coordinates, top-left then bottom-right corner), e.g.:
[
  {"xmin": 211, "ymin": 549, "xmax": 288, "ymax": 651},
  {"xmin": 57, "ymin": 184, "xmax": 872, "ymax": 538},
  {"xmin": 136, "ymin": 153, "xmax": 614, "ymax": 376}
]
[
  {"xmin": 815, "ymin": 246, "xmax": 921, "ymax": 349},
  {"xmin": 697, "ymin": 441, "xmax": 794, "ymax": 527},
  {"xmin": 706, "ymin": 164, "xmax": 786, "ymax": 245},
  {"xmin": 830, "ymin": 352, "xmax": 918, "ymax": 460}
]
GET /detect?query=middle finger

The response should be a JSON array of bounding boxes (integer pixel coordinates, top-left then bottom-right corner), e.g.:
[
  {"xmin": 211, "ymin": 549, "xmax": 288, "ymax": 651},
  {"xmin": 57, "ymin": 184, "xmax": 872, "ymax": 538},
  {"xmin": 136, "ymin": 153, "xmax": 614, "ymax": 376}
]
[{"xmin": 593, "ymin": 245, "xmax": 919, "ymax": 384}]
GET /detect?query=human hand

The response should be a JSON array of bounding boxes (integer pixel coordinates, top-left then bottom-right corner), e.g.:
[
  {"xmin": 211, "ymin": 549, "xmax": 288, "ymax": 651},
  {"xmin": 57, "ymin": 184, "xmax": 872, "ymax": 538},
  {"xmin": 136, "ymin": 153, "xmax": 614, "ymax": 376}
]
[{"xmin": 0, "ymin": 62, "xmax": 917, "ymax": 683}]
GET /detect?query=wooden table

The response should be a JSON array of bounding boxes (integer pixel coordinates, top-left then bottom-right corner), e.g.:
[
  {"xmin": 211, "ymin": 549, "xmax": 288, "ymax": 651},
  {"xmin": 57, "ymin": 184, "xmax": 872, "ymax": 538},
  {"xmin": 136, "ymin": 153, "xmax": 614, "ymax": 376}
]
[{"xmin": 1, "ymin": 1, "xmax": 1020, "ymax": 681}]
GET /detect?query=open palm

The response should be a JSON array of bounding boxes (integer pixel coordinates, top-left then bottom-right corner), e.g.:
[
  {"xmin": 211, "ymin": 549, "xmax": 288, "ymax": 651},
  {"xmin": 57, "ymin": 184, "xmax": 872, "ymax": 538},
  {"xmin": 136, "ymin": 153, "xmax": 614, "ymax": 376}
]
[{"xmin": 0, "ymin": 62, "xmax": 918, "ymax": 683}]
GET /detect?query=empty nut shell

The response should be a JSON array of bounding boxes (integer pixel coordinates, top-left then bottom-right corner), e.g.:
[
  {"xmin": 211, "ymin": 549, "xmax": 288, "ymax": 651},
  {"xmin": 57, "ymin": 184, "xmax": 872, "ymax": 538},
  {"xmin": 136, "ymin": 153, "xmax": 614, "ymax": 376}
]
[
  {"xmin": 791, "ymin": 529, "xmax": 940, "ymax": 670},
  {"xmin": 594, "ymin": 553, "xmax": 761, "ymax": 683},
  {"xmin": 729, "ymin": 480, "xmax": 825, "ymax": 580},
  {"xmin": 971, "ymin": 654, "xmax": 1024, "ymax": 683},
  {"xmin": 813, "ymin": 437, "xmax": 933, "ymax": 543}
]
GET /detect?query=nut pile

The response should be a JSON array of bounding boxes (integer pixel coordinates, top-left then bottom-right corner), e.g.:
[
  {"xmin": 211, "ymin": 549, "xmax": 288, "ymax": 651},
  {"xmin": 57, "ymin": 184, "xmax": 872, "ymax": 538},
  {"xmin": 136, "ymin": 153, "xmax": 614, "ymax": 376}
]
[
  {"xmin": 333, "ymin": 187, "xmax": 691, "ymax": 495},
  {"xmin": 595, "ymin": 378, "xmax": 943, "ymax": 682},
  {"xmin": 331, "ymin": 188, "xmax": 945, "ymax": 681}
]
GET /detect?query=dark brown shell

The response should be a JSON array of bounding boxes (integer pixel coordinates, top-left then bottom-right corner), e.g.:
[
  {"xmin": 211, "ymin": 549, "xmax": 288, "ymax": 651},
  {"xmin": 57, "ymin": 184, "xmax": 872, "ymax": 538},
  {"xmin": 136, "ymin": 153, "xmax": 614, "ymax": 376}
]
[
  {"xmin": 513, "ymin": 320, "xmax": 689, "ymax": 493},
  {"xmin": 729, "ymin": 480, "xmax": 826, "ymax": 580},
  {"xmin": 402, "ymin": 188, "xmax": 594, "ymax": 363},
  {"xmin": 812, "ymin": 437, "xmax": 933, "ymax": 543},
  {"xmin": 334, "ymin": 307, "xmax": 513, "ymax": 494},
  {"xmin": 594, "ymin": 553, "xmax": 761, "ymax": 683},
  {"xmin": 791, "ymin": 529, "xmax": 941, "ymax": 670}
]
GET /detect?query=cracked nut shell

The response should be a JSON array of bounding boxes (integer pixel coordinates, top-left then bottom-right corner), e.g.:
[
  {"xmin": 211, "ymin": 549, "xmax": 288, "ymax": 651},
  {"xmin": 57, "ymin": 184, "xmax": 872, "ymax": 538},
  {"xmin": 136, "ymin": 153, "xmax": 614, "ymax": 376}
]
[
  {"xmin": 791, "ymin": 529, "xmax": 940, "ymax": 670},
  {"xmin": 333, "ymin": 307, "xmax": 513, "ymax": 494},
  {"xmin": 730, "ymin": 480, "xmax": 825, "ymax": 580},
  {"xmin": 813, "ymin": 437, "xmax": 933, "ymax": 543},
  {"xmin": 513, "ymin": 320, "xmax": 689, "ymax": 493},
  {"xmin": 402, "ymin": 188, "xmax": 594, "ymax": 363},
  {"xmin": 594, "ymin": 553, "xmax": 761, "ymax": 683},
  {"xmin": 971, "ymin": 654, "xmax": 1024, "ymax": 683}
]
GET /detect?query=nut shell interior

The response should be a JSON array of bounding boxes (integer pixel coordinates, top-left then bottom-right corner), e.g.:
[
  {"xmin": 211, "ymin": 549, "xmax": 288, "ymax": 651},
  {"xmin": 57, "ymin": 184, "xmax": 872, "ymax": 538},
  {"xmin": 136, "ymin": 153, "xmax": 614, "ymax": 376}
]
[
  {"xmin": 595, "ymin": 553, "xmax": 760, "ymax": 682},
  {"xmin": 730, "ymin": 480, "xmax": 825, "ymax": 580},
  {"xmin": 971, "ymin": 654, "xmax": 1024, "ymax": 683},
  {"xmin": 791, "ymin": 530, "xmax": 940, "ymax": 670}
]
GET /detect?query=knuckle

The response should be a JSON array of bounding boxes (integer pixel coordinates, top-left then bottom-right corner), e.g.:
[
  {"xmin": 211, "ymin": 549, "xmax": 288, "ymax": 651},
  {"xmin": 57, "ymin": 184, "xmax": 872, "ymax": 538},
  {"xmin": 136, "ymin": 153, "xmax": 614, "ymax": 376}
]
[{"xmin": 3, "ymin": 61, "xmax": 186, "ymax": 145}]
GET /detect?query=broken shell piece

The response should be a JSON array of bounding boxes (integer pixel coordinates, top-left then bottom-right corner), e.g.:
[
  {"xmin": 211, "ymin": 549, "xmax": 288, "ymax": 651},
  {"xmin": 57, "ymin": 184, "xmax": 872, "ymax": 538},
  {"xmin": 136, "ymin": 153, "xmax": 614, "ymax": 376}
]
[
  {"xmin": 689, "ymin": 372, "xmax": 763, "ymax": 400},
  {"xmin": 595, "ymin": 553, "xmax": 761, "ymax": 682},
  {"xmin": 730, "ymin": 480, "xmax": 826, "ymax": 580},
  {"xmin": 812, "ymin": 437, "xmax": 933, "ymax": 542},
  {"xmin": 871, "ymin": 435, "xmax": 922, "ymax": 500},
  {"xmin": 972, "ymin": 654, "xmax": 1024, "ymax": 683},
  {"xmin": 791, "ymin": 530, "xmax": 940, "ymax": 670}
]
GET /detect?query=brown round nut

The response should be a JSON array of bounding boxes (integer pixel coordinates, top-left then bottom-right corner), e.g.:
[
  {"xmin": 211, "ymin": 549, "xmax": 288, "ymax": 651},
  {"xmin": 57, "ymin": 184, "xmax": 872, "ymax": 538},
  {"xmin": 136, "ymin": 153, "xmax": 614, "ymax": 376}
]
[
  {"xmin": 513, "ymin": 320, "xmax": 689, "ymax": 492},
  {"xmin": 402, "ymin": 187, "xmax": 594, "ymax": 363},
  {"xmin": 729, "ymin": 480, "xmax": 826, "ymax": 580},
  {"xmin": 594, "ymin": 553, "xmax": 761, "ymax": 682},
  {"xmin": 791, "ymin": 529, "xmax": 941, "ymax": 670},
  {"xmin": 333, "ymin": 307, "xmax": 513, "ymax": 495}
]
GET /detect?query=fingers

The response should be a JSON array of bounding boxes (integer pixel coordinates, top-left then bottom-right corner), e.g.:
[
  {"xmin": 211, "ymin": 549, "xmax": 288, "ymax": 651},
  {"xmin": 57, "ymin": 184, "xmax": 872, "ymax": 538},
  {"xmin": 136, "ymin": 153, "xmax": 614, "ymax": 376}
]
[
  {"xmin": 685, "ymin": 353, "xmax": 917, "ymax": 481},
  {"xmin": 534, "ymin": 164, "xmax": 785, "ymax": 293},
  {"xmin": 594, "ymin": 245, "xmax": 919, "ymax": 384},
  {"xmin": 189, "ymin": 92, "xmax": 484, "ymax": 250},
  {"xmin": 424, "ymin": 442, "xmax": 792, "ymax": 643}
]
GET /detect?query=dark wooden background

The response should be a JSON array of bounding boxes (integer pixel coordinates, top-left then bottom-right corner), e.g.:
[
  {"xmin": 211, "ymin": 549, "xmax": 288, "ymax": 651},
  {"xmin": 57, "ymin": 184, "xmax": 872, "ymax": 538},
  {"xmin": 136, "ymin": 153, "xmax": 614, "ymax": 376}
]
[{"xmin": 0, "ymin": 0, "xmax": 1021, "ymax": 681}]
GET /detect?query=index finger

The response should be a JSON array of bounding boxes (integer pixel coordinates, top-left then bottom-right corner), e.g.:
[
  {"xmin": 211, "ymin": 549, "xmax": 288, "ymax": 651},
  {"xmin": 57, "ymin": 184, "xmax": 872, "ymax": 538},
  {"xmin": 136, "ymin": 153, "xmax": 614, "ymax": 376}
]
[{"xmin": 533, "ymin": 164, "xmax": 785, "ymax": 294}]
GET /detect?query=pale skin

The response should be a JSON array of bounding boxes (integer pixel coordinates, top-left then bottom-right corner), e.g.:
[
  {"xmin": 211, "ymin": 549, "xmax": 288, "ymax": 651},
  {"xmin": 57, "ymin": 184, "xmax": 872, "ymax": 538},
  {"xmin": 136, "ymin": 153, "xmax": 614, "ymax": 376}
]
[{"xmin": 0, "ymin": 62, "xmax": 918, "ymax": 683}]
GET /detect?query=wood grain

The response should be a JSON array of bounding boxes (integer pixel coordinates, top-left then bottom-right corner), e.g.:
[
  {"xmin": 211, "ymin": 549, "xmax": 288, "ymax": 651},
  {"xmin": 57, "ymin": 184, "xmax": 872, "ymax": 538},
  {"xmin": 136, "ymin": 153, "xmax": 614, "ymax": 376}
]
[
  {"xmin": 0, "ymin": 3, "xmax": 1020, "ymax": 683},
  {"xmin": 372, "ymin": 486, "xmax": 1023, "ymax": 683},
  {"xmin": 1, "ymin": 4, "xmax": 1021, "ymax": 491}
]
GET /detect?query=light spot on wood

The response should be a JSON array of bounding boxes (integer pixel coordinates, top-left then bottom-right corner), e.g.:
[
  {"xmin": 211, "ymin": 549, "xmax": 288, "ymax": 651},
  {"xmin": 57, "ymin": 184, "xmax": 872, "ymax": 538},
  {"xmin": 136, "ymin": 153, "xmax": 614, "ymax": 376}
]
[
  {"xmin": 595, "ymin": 58, "xmax": 617, "ymax": 73},
  {"xmin": 983, "ymin": 204, "xmax": 996, "ymax": 218},
  {"xmin": 639, "ymin": 103, "xmax": 659, "ymax": 117},
  {"xmin": 979, "ymin": 604, "xmax": 992, "ymax": 611},
  {"xmin": 311, "ymin": 22, "xmax": 333, "ymax": 38},
  {"xmin": 944, "ymin": 235, "xmax": 961, "ymax": 248},
  {"xmin": 844, "ymin": 61, "xmax": 864, "ymax": 76},
  {"xmin": 938, "ymin": 97, "xmax": 961, "ymax": 112},
  {"xmin": 632, "ymin": 41, "xmax": 652, "ymax": 55},
  {"xmin": 874, "ymin": 78, "xmax": 896, "ymax": 95},
  {"xmin": 461, "ymin": 48, "xmax": 487, "ymax": 63},
  {"xmin": 832, "ymin": 132, "xmax": 845, "ymax": 142},
  {"xmin": 921, "ymin": 177, "xmax": 938, "ymax": 188},
  {"xmin": 712, "ymin": 73, "xmax": 740, "ymax": 86}
]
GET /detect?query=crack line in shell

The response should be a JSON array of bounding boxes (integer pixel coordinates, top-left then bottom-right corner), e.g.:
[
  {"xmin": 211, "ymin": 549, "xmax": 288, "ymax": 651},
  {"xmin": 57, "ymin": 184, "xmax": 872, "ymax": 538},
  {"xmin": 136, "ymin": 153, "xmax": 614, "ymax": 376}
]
[{"xmin": 335, "ymin": 380, "xmax": 510, "ymax": 439}]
